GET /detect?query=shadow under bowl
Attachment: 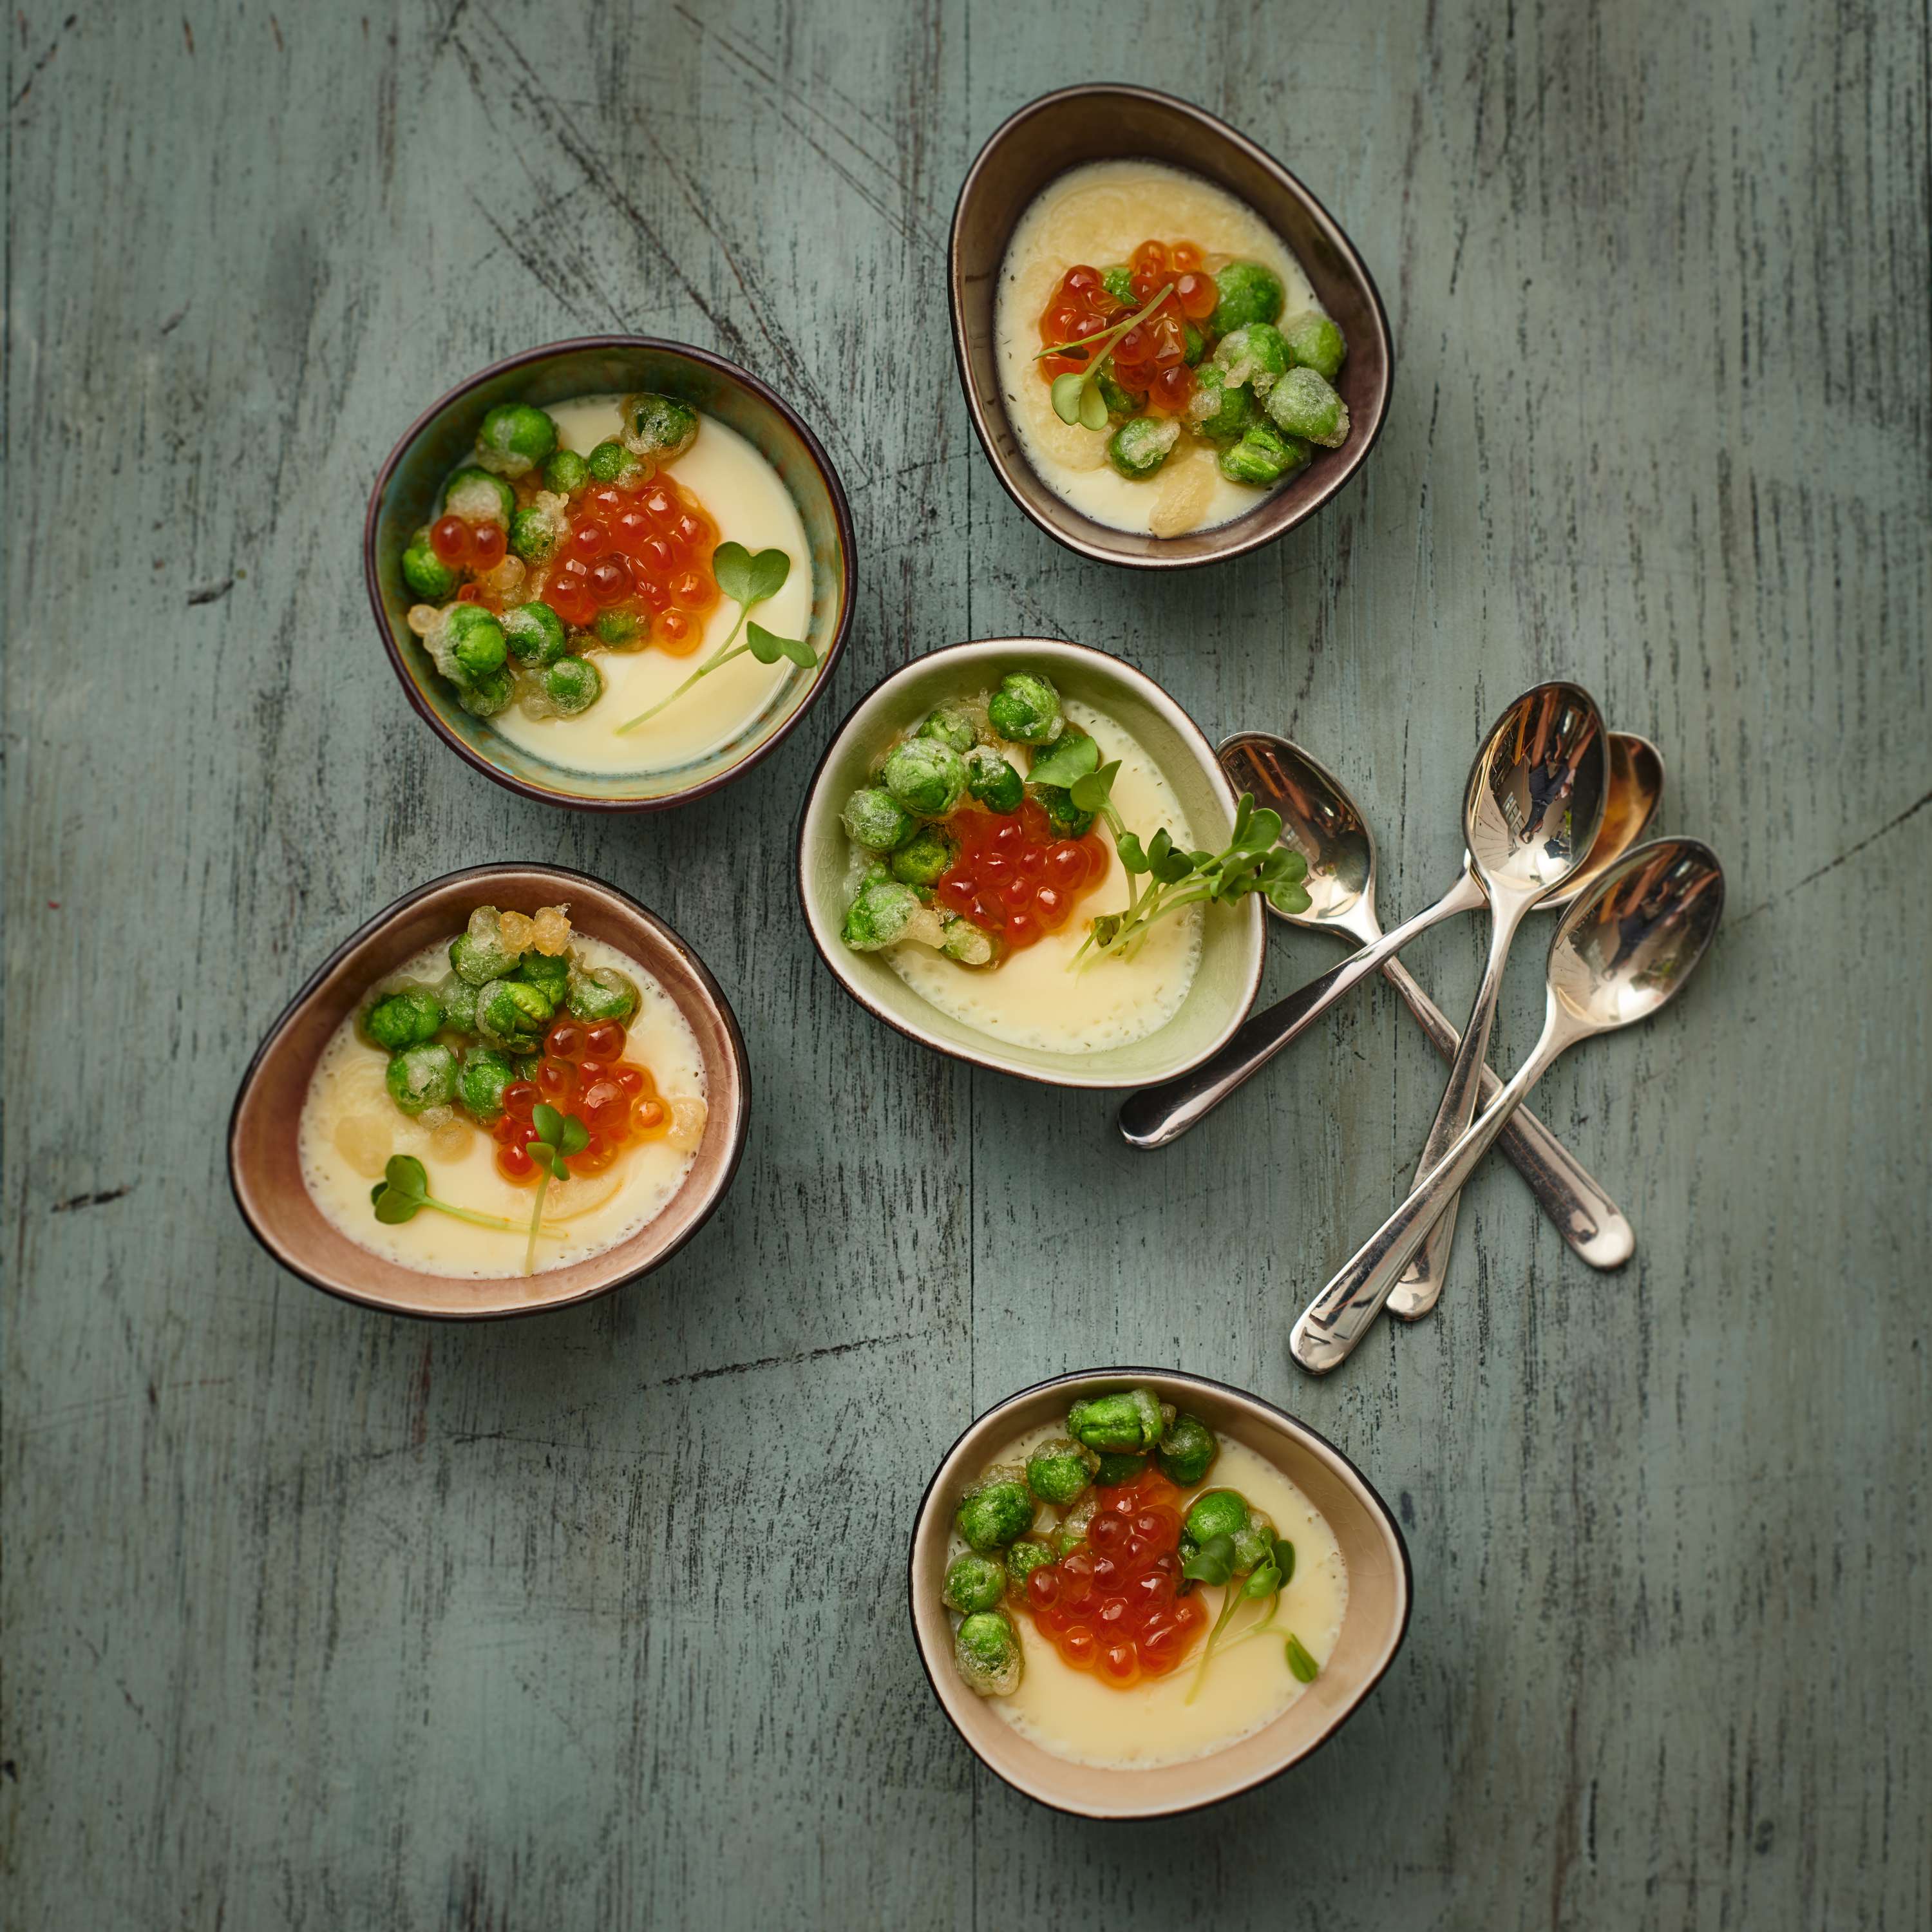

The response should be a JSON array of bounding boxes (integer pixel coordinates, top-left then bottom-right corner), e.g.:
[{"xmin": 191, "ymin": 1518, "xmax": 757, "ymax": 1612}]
[
  {"xmin": 909, "ymin": 1368, "xmax": 1412, "ymax": 1817},
  {"xmin": 229, "ymin": 865, "xmax": 750, "ymax": 1318},
  {"xmin": 950, "ymin": 84, "xmax": 1392, "ymax": 569},
  {"xmin": 364, "ymin": 337, "xmax": 855, "ymax": 810},
  {"xmin": 796, "ymin": 639, "xmax": 1265, "ymax": 1088}
]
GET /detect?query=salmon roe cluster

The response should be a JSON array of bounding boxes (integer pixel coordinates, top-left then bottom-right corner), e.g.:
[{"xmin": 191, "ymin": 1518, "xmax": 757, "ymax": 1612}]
[
  {"xmin": 934, "ymin": 800, "xmax": 1110, "ymax": 952},
  {"xmin": 444, "ymin": 476, "xmax": 721, "ymax": 656},
  {"xmin": 493, "ymin": 1016, "xmax": 670, "ymax": 1184},
  {"xmin": 1021, "ymin": 1467, "xmax": 1206, "ymax": 1687},
  {"xmin": 1038, "ymin": 238, "xmax": 1217, "ymax": 416}
]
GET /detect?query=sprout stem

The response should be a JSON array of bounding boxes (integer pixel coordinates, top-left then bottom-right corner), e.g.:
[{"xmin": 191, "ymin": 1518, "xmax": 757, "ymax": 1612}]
[
  {"xmin": 1034, "ymin": 282, "xmax": 1177, "ymax": 364},
  {"xmin": 524, "ymin": 1168, "xmax": 553, "ymax": 1276},
  {"xmin": 423, "ymin": 1196, "xmax": 560, "ymax": 1237},
  {"xmin": 614, "ymin": 605, "xmax": 750, "ymax": 734}
]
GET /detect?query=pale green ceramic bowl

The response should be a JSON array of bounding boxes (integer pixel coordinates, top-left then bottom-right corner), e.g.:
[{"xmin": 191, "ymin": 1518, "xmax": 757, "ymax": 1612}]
[
  {"xmin": 364, "ymin": 337, "xmax": 855, "ymax": 811},
  {"xmin": 797, "ymin": 639, "xmax": 1266, "ymax": 1088}
]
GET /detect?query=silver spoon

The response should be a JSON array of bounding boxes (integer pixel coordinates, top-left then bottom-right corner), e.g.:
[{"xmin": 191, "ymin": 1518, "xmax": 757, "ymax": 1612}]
[
  {"xmin": 1215, "ymin": 730, "xmax": 1663, "ymax": 1276},
  {"xmin": 1379, "ymin": 682, "xmax": 1609, "ymax": 1319},
  {"xmin": 1291, "ymin": 838, "xmax": 1725, "ymax": 1373},
  {"xmin": 1117, "ymin": 681, "xmax": 1604, "ymax": 1153}
]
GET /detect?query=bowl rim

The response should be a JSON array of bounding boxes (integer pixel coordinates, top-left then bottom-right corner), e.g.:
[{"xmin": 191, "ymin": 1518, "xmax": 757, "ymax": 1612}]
[
  {"xmin": 227, "ymin": 862, "xmax": 751, "ymax": 1320},
  {"xmin": 793, "ymin": 637, "xmax": 1267, "ymax": 1089},
  {"xmin": 947, "ymin": 82, "xmax": 1394, "ymax": 571},
  {"xmin": 906, "ymin": 1365, "xmax": 1414, "ymax": 1817},
  {"xmin": 362, "ymin": 334, "xmax": 858, "ymax": 813}
]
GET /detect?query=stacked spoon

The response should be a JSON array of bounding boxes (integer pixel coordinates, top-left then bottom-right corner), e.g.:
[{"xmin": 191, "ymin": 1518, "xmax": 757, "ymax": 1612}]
[{"xmin": 1117, "ymin": 681, "xmax": 1725, "ymax": 1376}]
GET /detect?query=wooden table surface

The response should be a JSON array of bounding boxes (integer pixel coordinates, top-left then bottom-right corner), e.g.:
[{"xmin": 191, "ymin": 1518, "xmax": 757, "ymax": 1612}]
[{"xmin": 5, "ymin": 3, "xmax": 1927, "ymax": 1926}]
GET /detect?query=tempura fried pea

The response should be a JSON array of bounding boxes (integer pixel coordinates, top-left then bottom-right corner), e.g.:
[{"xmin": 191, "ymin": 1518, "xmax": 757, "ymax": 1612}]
[
  {"xmin": 953, "ymin": 1610, "xmax": 1023, "ymax": 1698},
  {"xmin": 477, "ymin": 403, "xmax": 558, "ymax": 477},
  {"xmin": 516, "ymin": 951, "xmax": 571, "ymax": 1004},
  {"xmin": 939, "ymin": 915, "xmax": 996, "ymax": 967},
  {"xmin": 457, "ymin": 1045, "xmax": 516, "ymax": 1122},
  {"xmin": 621, "ymin": 392, "xmax": 699, "ymax": 461},
  {"xmin": 943, "ymin": 1553, "xmax": 1008, "ymax": 1615},
  {"xmin": 545, "ymin": 656, "xmax": 601, "ymax": 715},
  {"xmin": 1231, "ymin": 1508, "xmax": 1276, "ymax": 1575},
  {"xmin": 567, "ymin": 965, "xmax": 638, "ymax": 1023},
  {"xmin": 1056, "ymin": 1494, "xmax": 1099, "ymax": 1556},
  {"xmin": 882, "ymin": 737, "xmax": 968, "ymax": 818},
  {"xmin": 457, "ymin": 667, "xmax": 515, "ymax": 719},
  {"xmin": 842, "ymin": 786, "xmax": 917, "ymax": 853},
  {"xmin": 964, "ymin": 745, "xmax": 1024, "ymax": 814},
  {"xmin": 542, "ymin": 448, "xmax": 590, "ymax": 495},
  {"xmin": 365, "ymin": 987, "xmax": 444, "ymax": 1052},
  {"xmin": 1182, "ymin": 1490, "xmax": 1249, "ymax": 1548},
  {"xmin": 986, "ymin": 670, "xmax": 1061, "ymax": 746},
  {"xmin": 1025, "ymin": 1437, "xmax": 1098, "ymax": 1508},
  {"xmin": 1184, "ymin": 322, "xmax": 1206, "ymax": 366},
  {"xmin": 437, "ymin": 975, "xmax": 478, "ymax": 1035},
  {"xmin": 502, "ymin": 601, "xmax": 568, "ymax": 667},
  {"xmin": 1213, "ymin": 322, "xmax": 1290, "ymax": 398},
  {"xmin": 508, "ymin": 505, "xmax": 562, "ymax": 565},
  {"xmin": 1106, "ymin": 413, "xmax": 1180, "ymax": 480},
  {"xmin": 1282, "ymin": 310, "xmax": 1347, "ymax": 381},
  {"xmin": 890, "ymin": 824, "xmax": 957, "ymax": 888},
  {"xmin": 1157, "ymin": 1412, "xmax": 1218, "ymax": 1487},
  {"xmin": 1265, "ymin": 366, "xmax": 1351, "ymax": 448},
  {"xmin": 450, "ymin": 908, "xmax": 520, "ymax": 986},
  {"xmin": 443, "ymin": 466, "xmax": 515, "ymax": 525},
  {"xmin": 1067, "ymin": 1387, "xmax": 1167, "ymax": 1455},
  {"xmin": 1094, "ymin": 1451, "xmax": 1148, "ymax": 1486},
  {"xmin": 448, "ymin": 604, "xmax": 507, "ymax": 680},
  {"xmin": 476, "ymin": 978, "xmax": 553, "ymax": 1054},
  {"xmin": 385, "ymin": 1042, "xmax": 458, "ymax": 1116},
  {"xmin": 916, "ymin": 705, "xmax": 980, "ymax": 755},
  {"xmin": 1218, "ymin": 422, "xmax": 1311, "ymax": 488},
  {"xmin": 1034, "ymin": 786, "xmax": 1095, "ymax": 839},
  {"xmin": 1004, "ymin": 1539, "xmax": 1054, "ymax": 1591},
  {"xmin": 401, "ymin": 530, "xmax": 459, "ymax": 602},
  {"xmin": 956, "ymin": 1477, "xmax": 1036, "ymax": 1552},
  {"xmin": 1184, "ymin": 365, "xmax": 1256, "ymax": 443},
  {"xmin": 585, "ymin": 439, "xmax": 645, "ymax": 488},
  {"xmin": 1095, "ymin": 360, "xmax": 1144, "ymax": 416},
  {"xmin": 593, "ymin": 609, "xmax": 645, "ymax": 649},
  {"xmin": 840, "ymin": 877, "xmax": 922, "ymax": 952},
  {"xmin": 1209, "ymin": 260, "xmax": 1285, "ymax": 336}
]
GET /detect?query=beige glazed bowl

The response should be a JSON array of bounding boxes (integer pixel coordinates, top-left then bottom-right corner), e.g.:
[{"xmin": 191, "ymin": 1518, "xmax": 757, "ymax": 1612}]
[
  {"xmin": 229, "ymin": 865, "xmax": 749, "ymax": 1319},
  {"xmin": 796, "ymin": 639, "xmax": 1266, "ymax": 1088},
  {"xmin": 909, "ymin": 1369, "xmax": 1412, "ymax": 1817}
]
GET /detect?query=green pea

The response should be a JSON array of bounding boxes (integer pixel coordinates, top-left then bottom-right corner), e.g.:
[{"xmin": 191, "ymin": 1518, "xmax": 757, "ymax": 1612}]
[
  {"xmin": 964, "ymin": 746, "xmax": 1023, "ymax": 814},
  {"xmin": 916, "ymin": 705, "xmax": 980, "ymax": 754},
  {"xmin": 476, "ymin": 978, "xmax": 553, "ymax": 1054},
  {"xmin": 1209, "ymin": 261, "xmax": 1285, "ymax": 337},
  {"xmin": 585, "ymin": 439, "xmax": 645, "ymax": 488},
  {"xmin": 545, "ymin": 656, "xmax": 602, "ymax": 715},
  {"xmin": 986, "ymin": 671, "xmax": 1061, "ymax": 746},
  {"xmin": 1099, "ymin": 265, "xmax": 1134, "ymax": 306},
  {"xmin": 477, "ymin": 403, "xmax": 558, "ymax": 477},
  {"xmin": 882, "ymin": 737, "xmax": 968, "ymax": 818},
  {"xmin": 842, "ymin": 786, "xmax": 917, "ymax": 852},
  {"xmin": 502, "ymin": 601, "xmax": 568, "ymax": 667},
  {"xmin": 457, "ymin": 666, "xmax": 514, "ymax": 719},
  {"xmin": 1025, "ymin": 1438, "xmax": 1097, "ymax": 1507},
  {"xmin": 364, "ymin": 988, "xmax": 444, "ymax": 1052},
  {"xmin": 1067, "ymin": 1388, "xmax": 1166, "ymax": 1455},
  {"xmin": 952, "ymin": 1610, "xmax": 1022, "ymax": 1698},
  {"xmin": 889, "ymin": 824, "xmax": 957, "ymax": 888},
  {"xmin": 1282, "ymin": 310, "xmax": 1347, "ymax": 381},
  {"xmin": 1182, "ymin": 1490, "xmax": 1249, "ymax": 1548},
  {"xmin": 401, "ymin": 530, "xmax": 459, "ymax": 602},
  {"xmin": 448, "ymin": 603, "xmax": 507, "ymax": 679},
  {"xmin": 457, "ymin": 1046, "xmax": 516, "ymax": 1122},
  {"xmin": 384, "ymin": 1043, "xmax": 458, "ymax": 1115},
  {"xmin": 1265, "ymin": 366, "xmax": 1350, "ymax": 448},
  {"xmin": 942, "ymin": 1553, "xmax": 1008, "ymax": 1615},
  {"xmin": 1213, "ymin": 322, "xmax": 1291, "ymax": 398},
  {"xmin": 566, "ymin": 965, "xmax": 638, "ymax": 1023},
  {"xmin": 1157, "ymin": 1412, "xmax": 1218, "ymax": 1487},
  {"xmin": 956, "ymin": 1477, "xmax": 1036, "ymax": 1553},
  {"xmin": 1003, "ymin": 1539, "xmax": 1054, "ymax": 1593},
  {"xmin": 508, "ymin": 505, "xmax": 562, "ymax": 565},
  {"xmin": 442, "ymin": 466, "xmax": 515, "ymax": 525},
  {"xmin": 1106, "ymin": 413, "xmax": 1179, "ymax": 480},
  {"xmin": 592, "ymin": 609, "xmax": 646, "ymax": 649},
  {"xmin": 1185, "ymin": 364, "xmax": 1256, "ymax": 442},
  {"xmin": 1093, "ymin": 1451, "xmax": 1147, "ymax": 1487},
  {"xmin": 840, "ymin": 878, "xmax": 920, "ymax": 952},
  {"xmin": 516, "ymin": 951, "xmax": 572, "ymax": 1004},
  {"xmin": 542, "ymin": 448, "xmax": 590, "ymax": 495},
  {"xmin": 622, "ymin": 391, "xmax": 699, "ymax": 460},
  {"xmin": 1218, "ymin": 422, "xmax": 1311, "ymax": 488}
]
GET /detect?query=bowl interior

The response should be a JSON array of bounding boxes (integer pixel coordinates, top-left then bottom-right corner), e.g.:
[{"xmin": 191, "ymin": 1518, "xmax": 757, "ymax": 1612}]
[
  {"xmin": 911, "ymin": 1370, "xmax": 1410, "ymax": 1817},
  {"xmin": 368, "ymin": 341, "xmax": 851, "ymax": 807},
  {"xmin": 799, "ymin": 641, "xmax": 1264, "ymax": 1088},
  {"xmin": 951, "ymin": 86, "xmax": 1391, "ymax": 567},
  {"xmin": 230, "ymin": 866, "xmax": 748, "ymax": 1318}
]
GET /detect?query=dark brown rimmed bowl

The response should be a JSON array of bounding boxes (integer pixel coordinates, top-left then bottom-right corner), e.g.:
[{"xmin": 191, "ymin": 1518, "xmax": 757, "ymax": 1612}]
[
  {"xmin": 949, "ymin": 85, "xmax": 1392, "ymax": 570},
  {"xmin": 229, "ymin": 865, "xmax": 749, "ymax": 1319},
  {"xmin": 910, "ymin": 1368, "xmax": 1412, "ymax": 1817},
  {"xmin": 364, "ymin": 337, "xmax": 856, "ymax": 811}
]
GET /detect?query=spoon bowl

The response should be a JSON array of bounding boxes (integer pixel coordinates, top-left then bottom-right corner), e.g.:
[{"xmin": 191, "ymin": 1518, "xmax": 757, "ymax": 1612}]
[
  {"xmin": 1464, "ymin": 683, "xmax": 1609, "ymax": 901},
  {"xmin": 1218, "ymin": 731, "xmax": 1377, "ymax": 938}
]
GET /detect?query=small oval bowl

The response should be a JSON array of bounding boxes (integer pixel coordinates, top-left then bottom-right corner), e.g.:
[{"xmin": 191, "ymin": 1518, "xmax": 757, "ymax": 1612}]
[
  {"xmin": 229, "ymin": 864, "xmax": 750, "ymax": 1319},
  {"xmin": 365, "ymin": 337, "xmax": 856, "ymax": 811},
  {"xmin": 950, "ymin": 84, "xmax": 1392, "ymax": 570},
  {"xmin": 797, "ymin": 639, "xmax": 1265, "ymax": 1089},
  {"xmin": 909, "ymin": 1368, "xmax": 1412, "ymax": 1817}
]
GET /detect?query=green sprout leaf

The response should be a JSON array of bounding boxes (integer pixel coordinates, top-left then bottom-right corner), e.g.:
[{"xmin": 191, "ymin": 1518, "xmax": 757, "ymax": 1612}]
[
  {"xmin": 712, "ymin": 542, "xmax": 790, "ymax": 607},
  {"xmin": 1028, "ymin": 734, "xmax": 1101, "ymax": 790},
  {"xmin": 1242, "ymin": 1560, "xmax": 1282, "ymax": 1600},
  {"xmin": 1038, "ymin": 283, "xmax": 1177, "ymax": 431},
  {"xmin": 1272, "ymin": 1537, "xmax": 1297, "ymax": 1586},
  {"xmin": 746, "ymin": 621, "xmax": 817, "ymax": 670},
  {"xmin": 522, "ymin": 1106, "xmax": 589, "ymax": 1275},
  {"xmin": 368, "ymin": 1153, "xmax": 542, "ymax": 1236},
  {"xmin": 1077, "ymin": 380, "xmax": 1110, "ymax": 431},
  {"xmin": 1286, "ymin": 1634, "xmax": 1320, "ymax": 1683},
  {"xmin": 1050, "ymin": 370, "xmax": 1090, "ymax": 426},
  {"xmin": 1180, "ymin": 1533, "xmax": 1236, "ymax": 1588},
  {"xmin": 1068, "ymin": 760, "xmax": 1119, "ymax": 816}
]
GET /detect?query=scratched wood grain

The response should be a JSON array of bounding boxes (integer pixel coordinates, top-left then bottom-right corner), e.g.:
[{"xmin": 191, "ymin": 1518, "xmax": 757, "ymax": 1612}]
[{"xmin": 2, "ymin": 1, "xmax": 1926, "ymax": 1927}]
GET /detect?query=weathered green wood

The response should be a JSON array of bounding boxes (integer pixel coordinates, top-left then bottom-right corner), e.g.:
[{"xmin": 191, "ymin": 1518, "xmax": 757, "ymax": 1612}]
[{"xmin": 3, "ymin": 1, "xmax": 1927, "ymax": 1927}]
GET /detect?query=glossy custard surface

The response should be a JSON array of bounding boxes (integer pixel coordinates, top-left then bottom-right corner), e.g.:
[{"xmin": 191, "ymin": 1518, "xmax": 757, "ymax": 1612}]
[
  {"xmin": 487, "ymin": 395, "xmax": 813, "ymax": 777},
  {"xmin": 882, "ymin": 699, "xmax": 1202, "ymax": 1053},
  {"xmin": 995, "ymin": 160, "xmax": 1321, "ymax": 536},
  {"xmin": 299, "ymin": 934, "xmax": 705, "ymax": 1278},
  {"xmin": 964, "ymin": 1428, "xmax": 1349, "ymax": 1770}
]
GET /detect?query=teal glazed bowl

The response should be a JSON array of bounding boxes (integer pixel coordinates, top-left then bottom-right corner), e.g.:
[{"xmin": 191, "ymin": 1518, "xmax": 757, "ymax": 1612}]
[{"xmin": 364, "ymin": 337, "xmax": 856, "ymax": 811}]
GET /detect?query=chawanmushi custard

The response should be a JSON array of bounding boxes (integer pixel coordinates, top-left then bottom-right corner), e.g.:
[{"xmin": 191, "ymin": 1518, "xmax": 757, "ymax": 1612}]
[
  {"xmin": 938, "ymin": 1386, "xmax": 1349, "ymax": 1770},
  {"xmin": 298, "ymin": 903, "xmax": 707, "ymax": 1278}
]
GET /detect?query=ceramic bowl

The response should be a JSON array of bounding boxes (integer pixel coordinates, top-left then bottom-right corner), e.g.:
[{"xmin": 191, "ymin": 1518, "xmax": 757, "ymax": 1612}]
[
  {"xmin": 949, "ymin": 84, "xmax": 1392, "ymax": 569},
  {"xmin": 796, "ymin": 639, "xmax": 1266, "ymax": 1088},
  {"xmin": 229, "ymin": 864, "xmax": 749, "ymax": 1319},
  {"xmin": 364, "ymin": 337, "xmax": 855, "ymax": 810},
  {"xmin": 909, "ymin": 1368, "xmax": 1412, "ymax": 1817}
]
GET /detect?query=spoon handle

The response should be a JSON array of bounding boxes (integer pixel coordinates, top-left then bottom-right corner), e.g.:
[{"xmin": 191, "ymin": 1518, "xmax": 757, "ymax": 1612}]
[
  {"xmin": 1377, "ymin": 956, "xmax": 1633, "ymax": 1273},
  {"xmin": 1291, "ymin": 1030, "xmax": 1567, "ymax": 1374},
  {"xmin": 1118, "ymin": 873, "xmax": 1482, "ymax": 1150}
]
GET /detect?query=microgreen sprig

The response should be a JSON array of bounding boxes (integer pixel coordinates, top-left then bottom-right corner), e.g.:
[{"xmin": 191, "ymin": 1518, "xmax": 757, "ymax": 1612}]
[
  {"xmin": 520, "ymin": 1103, "xmax": 589, "ymax": 1274},
  {"xmin": 1033, "ymin": 742, "xmax": 1312, "ymax": 966},
  {"xmin": 1036, "ymin": 282, "xmax": 1176, "ymax": 429},
  {"xmin": 614, "ymin": 542, "xmax": 818, "ymax": 734},
  {"xmin": 1181, "ymin": 1533, "xmax": 1313, "ymax": 1703},
  {"xmin": 369, "ymin": 1154, "xmax": 555, "ymax": 1236}
]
